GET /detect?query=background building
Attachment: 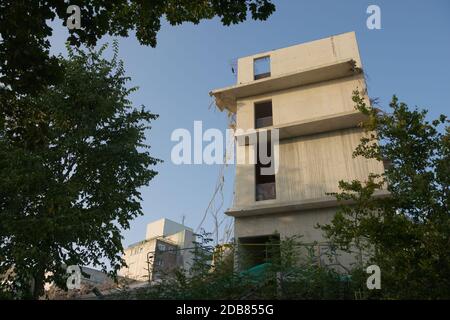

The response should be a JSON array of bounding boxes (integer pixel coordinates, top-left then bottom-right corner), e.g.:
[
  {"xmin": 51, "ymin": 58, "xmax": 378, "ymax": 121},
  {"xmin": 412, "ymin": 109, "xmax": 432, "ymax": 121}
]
[
  {"xmin": 211, "ymin": 32, "xmax": 387, "ymax": 270},
  {"xmin": 119, "ymin": 218, "xmax": 196, "ymax": 282}
]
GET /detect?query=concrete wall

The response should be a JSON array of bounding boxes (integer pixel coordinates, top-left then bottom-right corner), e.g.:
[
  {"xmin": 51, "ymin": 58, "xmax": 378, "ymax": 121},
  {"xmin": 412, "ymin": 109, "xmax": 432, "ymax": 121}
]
[
  {"xmin": 152, "ymin": 240, "xmax": 178, "ymax": 280},
  {"xmin": 234, "ymin": 208, "xmax": 335, "ymax": 241},
  {"xmin": 120, "ymin": 238, "xmax": 182, "ymax": 282},
  {"xmin": 236, "ymin": 75, "xmax": 366, "ymax": 131},
  {"xmin": 166, "ymin": 229, "xmax": 196, "ymax": 271},
  {"xmin": 237, "ymin": 31, "xmax": 362, "ymax": 84},
  {"xmin": 233, "ymin": 127, "xmax": 384, "ymax": 208},
  {"xmin": 121, "ymin": 220, "xmax": 196, "ymax": 281},
  {"xmin": 234, "ymin": 207, "xmax": 355, "ymax": 270},
  {"xmin": 119, "ymin": 240, "xmax": 156, "ymax": 281},
  {"xmin": 145, "ymin": 218, "xmax": 193, "ymax": 240}
]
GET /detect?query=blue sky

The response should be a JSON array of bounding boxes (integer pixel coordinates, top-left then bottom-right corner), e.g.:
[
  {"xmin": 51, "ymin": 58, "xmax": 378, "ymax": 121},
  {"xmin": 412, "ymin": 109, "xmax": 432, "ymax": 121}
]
[{"xmin": 49, "ymin": 0, "xmax": 450, "ymax": 247}]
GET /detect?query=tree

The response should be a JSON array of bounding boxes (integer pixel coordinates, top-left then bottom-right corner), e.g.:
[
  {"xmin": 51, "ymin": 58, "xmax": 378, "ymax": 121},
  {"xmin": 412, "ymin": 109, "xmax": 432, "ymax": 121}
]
[
  {"xmin": 320, "ymin": 90, "xmax": 450, "ymax": 299},
  {"xmin": 0, "ymin": 42, "xmax": 160, "ymax": 299},
  {"xmin": 0, "ymin": 0, "xmax": 276, "ymax": 94},
  {"xmin": 112, "ymin": 235, "xmax": 353, "ymax": 300},
  {"xmin": 0, "ymin": 0, "xmax": 276, "ymax": 299}
]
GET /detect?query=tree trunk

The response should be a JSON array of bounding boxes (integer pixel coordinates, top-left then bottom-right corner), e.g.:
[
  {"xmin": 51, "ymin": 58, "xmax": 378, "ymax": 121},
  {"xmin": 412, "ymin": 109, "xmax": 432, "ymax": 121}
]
[{"xmin": 31, "ymin": 267, "xmax": 46, "ymax": 299}]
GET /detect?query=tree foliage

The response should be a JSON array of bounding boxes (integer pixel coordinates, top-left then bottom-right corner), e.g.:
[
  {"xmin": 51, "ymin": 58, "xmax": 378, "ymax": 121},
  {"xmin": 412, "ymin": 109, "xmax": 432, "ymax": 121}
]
[
  {"xmin": 0, "ymin": 0, "xmax": 276, "ymax": 299},
  {"xmin": 114, "ymin": 235, "xmax": 355, "ymax": 300},
  {"xmin": 0, "ymin": 42, "xmax": 160, "ymax": 298},
  {"xmin": 0, "ymin": 0, "xmax": 276, "ymax": 93},
  {"xmin": 320, "ymin": 91, "xmax": 450, "ymax": 299}
]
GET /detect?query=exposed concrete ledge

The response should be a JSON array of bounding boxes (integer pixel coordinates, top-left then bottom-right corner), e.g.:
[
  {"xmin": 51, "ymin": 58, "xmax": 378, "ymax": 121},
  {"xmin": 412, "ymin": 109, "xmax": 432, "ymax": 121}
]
[
  {"xmin": 234, "ymin": 110, "xmax": 368, "ymax": 145},
  {"xmin": 225, "ymin": 190, "xmax": 390, "ymax": 218},
  {"xmin": 210, "ymin": 59, "xmax": 361, "ymax": 113},
  {"xmin": 276, "ymin": 110, "xmax": 367, "ymax": 140}
]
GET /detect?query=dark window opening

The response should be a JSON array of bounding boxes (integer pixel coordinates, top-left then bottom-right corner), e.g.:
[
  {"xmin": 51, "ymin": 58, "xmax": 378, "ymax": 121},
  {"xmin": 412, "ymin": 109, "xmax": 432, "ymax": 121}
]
[
  {"xmin": 254, "ymin": 56, "xmax": 271, "ymax": 80},
  {"xmin": 255, "ymin": 136, "xmax": 276, "ymax": 201},
  {"xmin": 238, "ymin": 234, "xmax": 280, "ymax": 270},
  {"xmin": 254, "ymin": 101, "xmax": 273, "ymax": 129}
]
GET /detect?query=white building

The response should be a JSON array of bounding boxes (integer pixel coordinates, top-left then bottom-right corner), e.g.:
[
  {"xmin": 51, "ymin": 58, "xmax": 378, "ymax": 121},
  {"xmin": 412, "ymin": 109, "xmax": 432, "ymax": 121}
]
[{"xmin": 119, "ymin": 218, "xmax": 196, "ymax": 282}]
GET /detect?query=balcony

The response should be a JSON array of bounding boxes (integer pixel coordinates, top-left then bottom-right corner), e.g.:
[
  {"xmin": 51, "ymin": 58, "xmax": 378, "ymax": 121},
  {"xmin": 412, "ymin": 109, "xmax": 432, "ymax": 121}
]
[
  {"xmin": 210, "ymin": 59, "xmax": 362, "ymax": 113},
  {"xmin": 235, "ymin": 110, "xmax": 368, "ymax": 145},
  {"xmin": 228, "ymin": 190, "xmax": 391, "ymax": 218},
  {"xmin": 276, "ymin": 110, "xmax": 367, "ymax": 139}
]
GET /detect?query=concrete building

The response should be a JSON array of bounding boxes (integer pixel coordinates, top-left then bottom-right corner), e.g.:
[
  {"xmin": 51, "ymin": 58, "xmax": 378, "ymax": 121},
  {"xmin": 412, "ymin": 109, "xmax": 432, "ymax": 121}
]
[
  {"xmin": 119, "ymin": 218, "xmax": 196, "ymax": 282},
  {"xmin": 210, "ymin": 32, "xmax": 386, "ymax": 270}
]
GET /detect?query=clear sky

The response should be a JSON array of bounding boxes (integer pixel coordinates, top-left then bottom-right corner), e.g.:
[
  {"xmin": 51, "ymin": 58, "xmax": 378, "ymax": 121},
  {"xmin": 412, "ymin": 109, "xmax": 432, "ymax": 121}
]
[{"xmin": 49, "ymin": 0, "xmax": 450, "ymax": 247}]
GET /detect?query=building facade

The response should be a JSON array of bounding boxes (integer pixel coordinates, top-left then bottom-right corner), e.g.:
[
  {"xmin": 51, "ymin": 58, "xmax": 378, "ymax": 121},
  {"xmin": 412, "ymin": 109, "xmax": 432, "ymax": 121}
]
[
  {"xmin": 210, "ymin": 32, "xmax": 386, "ymax": 270},
  {"xmin": 119, "ymin": 218, "xmax": 196, "ymax": 282}
]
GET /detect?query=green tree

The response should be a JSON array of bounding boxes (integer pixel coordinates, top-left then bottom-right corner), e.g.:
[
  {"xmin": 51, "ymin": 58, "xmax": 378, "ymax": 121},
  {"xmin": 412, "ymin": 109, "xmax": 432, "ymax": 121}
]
[
  {"xmin": 0, "ymin": 1, "xmax": 276, "ymax": 299},
  {"xmin": 0, "ymin": 0, "xmax": 275, "ymax": 94},
  {"xmin": 0, "ymin": 42, "xmax": 160, "ymax": 299},
  {"xmin": 113, "ymin": 235, "xmax": 353, "ymax": 300},
  {"xmin": 320, "ymin": 91, "xmax": 450, "ymax": 299}
]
